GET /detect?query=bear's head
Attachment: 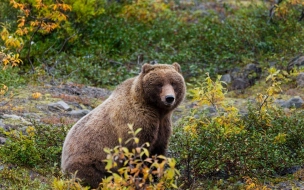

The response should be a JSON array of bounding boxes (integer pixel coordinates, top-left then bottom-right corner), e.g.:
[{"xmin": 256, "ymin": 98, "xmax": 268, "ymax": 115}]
[{"xmin": 139, "ymin": 63, "xmax": 186, "ymax": 111}]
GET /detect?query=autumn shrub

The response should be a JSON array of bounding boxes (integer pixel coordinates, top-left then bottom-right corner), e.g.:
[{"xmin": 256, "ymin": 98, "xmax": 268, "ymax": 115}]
[
  {"xmin": 0, "ymin": 123, "xmax": 69, "ymax": 168},
  {"xmin": 52, "ymin": 174, "xmax": 90, "ymax": 190},
  {"xmin": 99, "ymin": 124, "xmax": 180, "ymax": 189},
  {"xmin": 170, "ymin": 73, "xmax": 304, "ymax": 187}
]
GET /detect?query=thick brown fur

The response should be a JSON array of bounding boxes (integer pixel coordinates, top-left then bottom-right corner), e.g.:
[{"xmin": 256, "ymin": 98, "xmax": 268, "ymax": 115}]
[{"xmin": 61, "ymin": 63, "xmax": 186, "ymax": 188}]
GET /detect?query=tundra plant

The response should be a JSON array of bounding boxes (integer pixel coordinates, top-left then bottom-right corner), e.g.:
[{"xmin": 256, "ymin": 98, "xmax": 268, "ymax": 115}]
[{"xmin": 170, "ymin": 72, "xmax": 304, "ymax": 188}]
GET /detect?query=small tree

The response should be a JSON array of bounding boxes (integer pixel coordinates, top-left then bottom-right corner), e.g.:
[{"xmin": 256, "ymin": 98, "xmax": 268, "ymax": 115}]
[{"xmin": 4, "ymin": 0, "xmax": 71, "ymax": 70}]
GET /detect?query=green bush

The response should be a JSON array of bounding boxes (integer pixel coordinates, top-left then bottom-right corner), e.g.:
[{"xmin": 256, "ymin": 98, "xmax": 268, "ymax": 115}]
[
  {"xmin": 52, "ymin": 53, "xmax": 135, "ymax": 87},
  {"xmin": 53, "ymin": 2, "xmax": 304, "ymax": 85},
  {"xmin": 170, "ymin": 107, "xmax": 304, "ymax": 186},
  {"xmin": 0, "ymin": 123, "xmax": 69, "ymax": 168},
  {"xmin": 0, "ymin": 165, "xmax": 51, "ymax": 189},
  {"xmin": 3, "ymin": 1, "xmax": 304, "ymax": 86},
  {"xmin": 0, "ymin": 66, "xmax": 25, "ymax": 87},
  {"xmin": 170, "ymin": 72, "xmax": 304, "ymax": 188}
]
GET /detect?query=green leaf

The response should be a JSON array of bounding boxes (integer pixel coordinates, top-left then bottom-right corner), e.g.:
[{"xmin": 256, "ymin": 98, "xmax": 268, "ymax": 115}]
[
  {"xmin": 134, "ymin": 128, "xmax": 142, "ymax": 136},
  {"xmin": 103, "ymin": 147, "xmax": 111, "ymax": 154}
]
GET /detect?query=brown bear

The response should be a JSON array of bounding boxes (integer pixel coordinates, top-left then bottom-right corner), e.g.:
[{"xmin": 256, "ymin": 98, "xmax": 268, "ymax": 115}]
[{"xmin": 61, "ymin": 63, "xmax": 186, "ymax": 188}]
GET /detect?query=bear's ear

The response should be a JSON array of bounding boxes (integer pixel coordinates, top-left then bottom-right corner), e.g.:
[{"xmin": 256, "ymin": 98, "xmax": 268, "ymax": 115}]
[
  {"xmin": 141, "ymin": 63, "xmax": 153, "ymax": 74},
  {"xmin": 172, "ymin": 62, "xmax": 182, "ymax": 73}
]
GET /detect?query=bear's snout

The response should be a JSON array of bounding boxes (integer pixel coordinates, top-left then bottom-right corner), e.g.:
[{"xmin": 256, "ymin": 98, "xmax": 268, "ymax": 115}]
[
  {"xmin": 160, "ymin": 84, "xmax": 176, "ymax": 106},
  {"xmin": 165, "ymin": 95, "xmax": 175, "ymax": 104}
]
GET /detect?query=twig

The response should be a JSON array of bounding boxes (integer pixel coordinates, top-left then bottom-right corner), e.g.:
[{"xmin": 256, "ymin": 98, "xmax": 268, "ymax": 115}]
[
  {"xmin": 59, "ymin": 33, "xmax": 77, "ymax": 53},
  {"xmin": 27, "ymin": 21, "xmax": 42, "ymax": 72}
]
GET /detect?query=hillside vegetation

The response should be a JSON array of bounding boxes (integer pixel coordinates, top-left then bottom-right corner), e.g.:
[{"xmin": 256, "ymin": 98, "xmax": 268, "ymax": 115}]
[{"xmin": 1, "ymin": 0, "xmax": 304, "ymax": 189}]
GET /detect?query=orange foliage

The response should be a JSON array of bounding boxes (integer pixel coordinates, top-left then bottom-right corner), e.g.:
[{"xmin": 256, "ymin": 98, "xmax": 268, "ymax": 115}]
[
  {"xmin": 272, "ymin": 0, "xmax": 304, "ymax": 19},
  {"xmin": 9, "ymin": 0, "xmax": 71, "ymax": 35},
  {"xmin": 0, "ymin": 0, "xmax": 71, "ymax": 69}
]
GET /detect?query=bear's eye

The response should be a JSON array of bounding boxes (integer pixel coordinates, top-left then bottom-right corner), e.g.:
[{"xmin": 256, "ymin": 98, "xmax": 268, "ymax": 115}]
[
  {"xmin": 171, "ymin": 82, "xmax": 177, "ymax": 88},
  {"xmin": 156, "ymin": 83, "xmax": 163, "ymax": 88}
]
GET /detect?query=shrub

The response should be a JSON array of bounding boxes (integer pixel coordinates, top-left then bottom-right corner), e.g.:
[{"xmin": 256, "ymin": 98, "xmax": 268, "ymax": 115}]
[
  {"xmin": 0, "ymin": 123, "xmax": 69, "ymax": 168},
  {"xmin": 0, "ymin": 165, "xmax": 51, "ymax": 189},
  {"xmin": 170, "ymin": 73, "xmax": 304, "ymax": 187},
  {"xmin": 99, "ymin": 124, "xmax": 180, "ymax": 189},
  {"xmin": 0, "ymin": 66, "xmax": 25, "ymax": 87},
  {"xmin": 2, "ymin": 1, "xmax": 304, "ymax": 86},
  {"xmin": 52, "ymin": 174, "xmax": 90, "ymax": 190}
]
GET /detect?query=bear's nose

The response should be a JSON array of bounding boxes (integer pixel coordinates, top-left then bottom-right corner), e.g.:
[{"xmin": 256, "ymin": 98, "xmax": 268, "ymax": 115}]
[{"xmin": 165, "ymin": 95, "xmax": 175, "ymax": 104}]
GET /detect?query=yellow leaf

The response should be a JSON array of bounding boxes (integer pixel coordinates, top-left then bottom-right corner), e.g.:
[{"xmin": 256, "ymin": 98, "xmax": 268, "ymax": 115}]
[
  {"xmin": 143, "ymin": 147, "xmax": 149, "ymax": 157},
  {"xmin": 128, "ymin": 123, "xmax": 134, "ymax": 131},
  {"xmin": 0, "ymin": 84, "xmax": 8, "ymax": 95},
  {"xmin": 166, "ymin": 168, "xmax": 175, "ymax": 179},
  {"xmin": 53, "ymin": 4, "xmax": 57, "ymax": 10},
  {"xmin": 32, "ymin": 92, "xmax": 42, "ymax": 99},
  {"xmin": 122, "ymin": 147, "xmax": 129, "ymax": 154},
  {"xmin": 134, "ymin": 137, "xmax": 139, "ymax": 144},
  {"xmin": 157, "ymin": 155, "xmax": 167, "ymax": 160},
  {"xmin": 1, "ymin": 27, "xmax": 9, "ymax": 41},
  {"xmin": 105, "ymin": 160, "xmax": 113, "ymax": 170},
  {"xmin": 167, "ymin": 158, "xmax": 176, "ymax": 168}
]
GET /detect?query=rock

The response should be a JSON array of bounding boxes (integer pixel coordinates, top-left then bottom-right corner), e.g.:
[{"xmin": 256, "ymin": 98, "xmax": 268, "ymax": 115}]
[
  {"xmin": 231, "ymin": 78, "xmax": 250, "ymax": 91},
  {"xmin": 22, "ymin": 113, "xmax": 40, "ymax": 119},
  {"xmin": 244, "ymin": 63, "xmax": 258, "ymax": 72},
  {"xmin": 274, "ymin": 99, "xmax": 286, "ymax": 106},
  {"xmin": 226, "ymin": 63, "xmax": 262, "ymax": 92},
  {"xmin": 269, "ymin": 61, "xmax": 277, "ymax": 68},
  {"xmin": 68, "ymin": 102, "xmax": 84, "ymax": 110},
  {"xmin": 0, "ymin": 101, "xmax": 8, "ymax": 107},
  {"xmin": 0, "ymin": 137, "xmax": 6, "ymax": 144},
  {"xmin": 243, "ymin": 63, "xmax": 262, "ymax": 86},
  {"xmin": 279, "ymin": 165, "xmax": 302, "ymax": 176},
  {"xmin": 279, "ymin": 96, "xmax": 304, "ymax": 108},
  {"xmin": 186, "ymin": 102, "xmax": 198, "ymax": 109},
  {"xmin": 2, "ymin": 114, "xmax": 21, "ymax": 120},
  {"xmin": 0, "ymin": 119, "xmax": 4, "ymax": 127},
  {"xmin": 1, "ymin": 114, "xmax": 32, "ymax": 125},
  {"xmin": 287, "ymin": 55, "xmax": 304, "ymax": 73},
  {"xmin": 220, "ymin": 74, "xmax": 232, "ymax": 84},
  {"xmin": 296, "ymin": 72, "xmax": 304, "ymax": 87},
  {"xmin": 204, "ymin": 106, "xmax": 217, "ymax": 114},
  {"xmin": 67, "ymin": 110, "xmax": 90, "ymax": 118},
  {"xmin": 49, "ymin": 84, "xmax": 111, "ymax": 99},
  {"xmin": 48, "ymin": 101, "xmax": 72, "ymax": 112}
]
